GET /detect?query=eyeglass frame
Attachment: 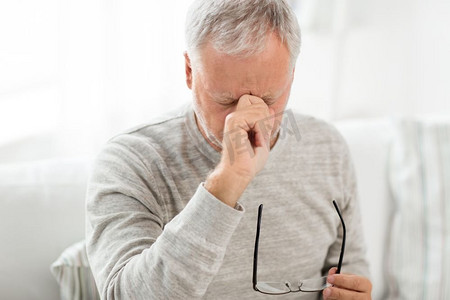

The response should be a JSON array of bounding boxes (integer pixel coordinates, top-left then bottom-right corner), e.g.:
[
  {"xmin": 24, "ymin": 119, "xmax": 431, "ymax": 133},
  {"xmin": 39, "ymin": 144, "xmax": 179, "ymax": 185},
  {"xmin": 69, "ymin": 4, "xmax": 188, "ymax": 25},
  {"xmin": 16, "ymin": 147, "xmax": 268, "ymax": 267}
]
[{"xmin": 252, "ymin": 200, "xmax": 346, "ymax": 295}]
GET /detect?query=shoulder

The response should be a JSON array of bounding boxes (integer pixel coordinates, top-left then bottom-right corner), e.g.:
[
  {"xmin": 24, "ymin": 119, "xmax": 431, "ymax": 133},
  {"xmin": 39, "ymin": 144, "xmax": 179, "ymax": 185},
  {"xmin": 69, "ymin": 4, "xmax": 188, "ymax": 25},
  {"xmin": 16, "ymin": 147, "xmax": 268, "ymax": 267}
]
[
  {"xmin": 288, "ymin": 109, "xmax": 348, "ymax": 151},
  {"xmin": 106, "ymin": 103, "xmax": 190, "ymax": 152},
  {"xmin": 93, "ymin": 103, "xmax": 192, "ymax": 170},
  {"xmin": 111, "ymin": 103, "xmax": 190, "ymax": 143}
]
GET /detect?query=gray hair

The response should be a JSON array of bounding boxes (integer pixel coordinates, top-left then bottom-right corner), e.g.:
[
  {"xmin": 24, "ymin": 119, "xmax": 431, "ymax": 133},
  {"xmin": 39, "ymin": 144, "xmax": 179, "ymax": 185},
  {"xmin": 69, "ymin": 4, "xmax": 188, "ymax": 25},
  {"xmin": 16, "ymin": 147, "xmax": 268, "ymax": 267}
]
[{"xmin": 185, "ymin": 0, "xmax": 301, "ymax": 68}]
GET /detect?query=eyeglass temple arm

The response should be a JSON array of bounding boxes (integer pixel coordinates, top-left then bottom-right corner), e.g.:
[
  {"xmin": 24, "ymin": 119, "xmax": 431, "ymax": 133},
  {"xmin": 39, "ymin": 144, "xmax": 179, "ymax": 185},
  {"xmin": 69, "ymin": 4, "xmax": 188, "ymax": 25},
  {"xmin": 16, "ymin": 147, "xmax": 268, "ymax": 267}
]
[
  {"xmin": 332, "ymin": 200, "xmax": 346, "ymax": 274},
  {"xmin": 252, "ymin": 204, "xmax": 263, "ymax": 291}
]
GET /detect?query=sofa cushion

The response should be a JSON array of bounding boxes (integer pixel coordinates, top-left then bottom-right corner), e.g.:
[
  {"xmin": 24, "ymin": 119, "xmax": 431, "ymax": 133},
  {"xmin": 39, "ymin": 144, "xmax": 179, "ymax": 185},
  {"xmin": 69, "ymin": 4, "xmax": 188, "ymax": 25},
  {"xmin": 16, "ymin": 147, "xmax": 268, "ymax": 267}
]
[
  {"xmin": 0, "ymin": 157, "xmax": 92, "ymax": 300},
  {"xmin": 386, "ymin": 119, "xmax": 450, "ymax": 299},
  {"xmin": 51, "ymin": 240, "xmax": 100, "ymax": 300},
  {"xmin": 335, "ymin": 118, "xmax": 394, "ymax": 299}
]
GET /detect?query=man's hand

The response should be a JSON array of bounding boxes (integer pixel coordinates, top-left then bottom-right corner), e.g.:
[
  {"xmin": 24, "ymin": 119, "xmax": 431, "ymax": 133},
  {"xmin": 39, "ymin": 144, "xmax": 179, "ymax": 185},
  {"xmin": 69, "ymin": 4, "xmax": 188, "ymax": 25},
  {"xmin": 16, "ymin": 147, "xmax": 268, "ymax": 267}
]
[
  {"xmin": 205, "ymin": 95, "xmax": 275, "ymax": 207},
  {"xmin": 221, "ymin": 95, "xmax": 275, "ymax": 178},
  {"xmin": 323, "ymin": 267, "xmax": 372, "ymax": 300}
]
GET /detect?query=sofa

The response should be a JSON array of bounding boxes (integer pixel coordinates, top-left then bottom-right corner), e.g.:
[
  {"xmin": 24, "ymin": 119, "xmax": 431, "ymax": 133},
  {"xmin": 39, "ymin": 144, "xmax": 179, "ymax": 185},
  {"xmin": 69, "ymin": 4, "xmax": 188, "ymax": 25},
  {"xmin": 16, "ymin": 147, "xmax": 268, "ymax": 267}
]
[{"xmin": 1, "ymin": 117, "xmax": 448, "ymax": 299}]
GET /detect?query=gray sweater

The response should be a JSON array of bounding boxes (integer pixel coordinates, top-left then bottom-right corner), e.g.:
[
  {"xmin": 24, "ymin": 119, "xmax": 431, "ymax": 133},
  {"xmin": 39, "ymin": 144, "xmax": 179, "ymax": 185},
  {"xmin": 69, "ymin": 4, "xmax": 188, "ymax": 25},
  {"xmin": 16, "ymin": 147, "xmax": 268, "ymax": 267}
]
[{"xmin": 86, "ymin": 103, "xmax": 369, "ymax": 300}]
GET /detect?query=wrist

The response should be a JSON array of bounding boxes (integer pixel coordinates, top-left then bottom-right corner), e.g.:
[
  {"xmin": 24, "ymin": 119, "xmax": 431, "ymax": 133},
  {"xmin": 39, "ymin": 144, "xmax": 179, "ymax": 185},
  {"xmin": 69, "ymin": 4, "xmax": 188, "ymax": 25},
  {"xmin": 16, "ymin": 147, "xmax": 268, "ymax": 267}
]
[{"xmin": 204, "ymin": 166, "xmax": 252, "ymax": 207}]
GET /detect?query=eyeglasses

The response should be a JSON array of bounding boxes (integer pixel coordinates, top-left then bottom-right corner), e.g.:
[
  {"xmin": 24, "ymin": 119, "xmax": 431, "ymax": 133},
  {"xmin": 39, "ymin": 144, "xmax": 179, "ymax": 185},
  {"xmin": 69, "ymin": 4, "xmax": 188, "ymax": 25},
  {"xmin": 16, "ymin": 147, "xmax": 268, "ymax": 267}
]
[{"xmin": 252, "ymin": 200, "xmax": 346, "ymax": 295}]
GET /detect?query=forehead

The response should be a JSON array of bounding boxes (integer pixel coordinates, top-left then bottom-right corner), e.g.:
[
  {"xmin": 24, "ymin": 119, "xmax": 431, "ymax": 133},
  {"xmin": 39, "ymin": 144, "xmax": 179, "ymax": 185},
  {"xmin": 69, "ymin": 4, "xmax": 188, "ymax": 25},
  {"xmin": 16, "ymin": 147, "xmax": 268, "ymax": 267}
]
[{"xmin": 196, "ymin": 33, "xmax": 292, "ymax": 98}]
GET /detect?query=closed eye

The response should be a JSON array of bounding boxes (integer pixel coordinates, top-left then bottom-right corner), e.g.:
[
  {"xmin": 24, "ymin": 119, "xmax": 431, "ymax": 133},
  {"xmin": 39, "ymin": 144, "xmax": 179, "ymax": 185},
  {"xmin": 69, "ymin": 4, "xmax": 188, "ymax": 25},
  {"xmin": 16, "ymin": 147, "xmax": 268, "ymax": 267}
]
[
  {"xmin": 217, "ymin": 98, "xmax": 238, "ymax": 106},
  {"xmin": 262, "ymin": 98, "xmax": 277, "ymax": 105}
]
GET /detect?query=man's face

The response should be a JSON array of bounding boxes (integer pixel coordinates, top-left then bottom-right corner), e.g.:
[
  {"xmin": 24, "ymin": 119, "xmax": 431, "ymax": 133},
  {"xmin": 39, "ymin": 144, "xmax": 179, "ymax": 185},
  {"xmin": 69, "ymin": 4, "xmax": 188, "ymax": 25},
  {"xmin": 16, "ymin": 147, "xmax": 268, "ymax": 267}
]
[{"xmin": 184, "ymin": 32, "xmax": 294, "ymax": 150}]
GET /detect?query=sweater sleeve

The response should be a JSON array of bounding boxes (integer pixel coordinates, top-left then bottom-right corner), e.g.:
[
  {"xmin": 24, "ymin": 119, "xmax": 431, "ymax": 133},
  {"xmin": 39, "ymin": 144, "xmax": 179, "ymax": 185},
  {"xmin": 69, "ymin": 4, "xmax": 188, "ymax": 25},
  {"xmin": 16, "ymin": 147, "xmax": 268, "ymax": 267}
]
[
  {"xmin": 321, "ymin": 133, "xmax": 370, "ymax": 278},
  {"xmin": 85, "ymin": 138, "xmax": 244, "ymax": 300}
]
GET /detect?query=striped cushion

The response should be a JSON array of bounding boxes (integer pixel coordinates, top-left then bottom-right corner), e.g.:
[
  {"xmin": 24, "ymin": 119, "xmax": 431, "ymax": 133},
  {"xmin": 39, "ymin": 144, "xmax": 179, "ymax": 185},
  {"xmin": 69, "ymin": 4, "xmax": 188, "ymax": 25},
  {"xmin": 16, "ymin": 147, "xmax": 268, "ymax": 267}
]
[
  {"xmin": 50, "ymin": 240, "xmax": 100, "ymax": 300},
  {"xmin": 386, "ymin": 119, "xmax": 450, "ymax": 299}
]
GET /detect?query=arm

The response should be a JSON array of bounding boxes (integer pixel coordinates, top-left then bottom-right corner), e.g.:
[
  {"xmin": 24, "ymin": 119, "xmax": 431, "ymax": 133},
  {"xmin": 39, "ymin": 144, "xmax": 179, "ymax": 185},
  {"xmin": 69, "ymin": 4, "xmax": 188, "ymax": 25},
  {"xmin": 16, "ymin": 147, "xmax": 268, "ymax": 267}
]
[
  {"xmin": 86, "ymin": 95, "xmax": 274, "ymax": 299},
  {"xmin": 86, "ymin": 140, "xmax": 243, "ymax": 299}
]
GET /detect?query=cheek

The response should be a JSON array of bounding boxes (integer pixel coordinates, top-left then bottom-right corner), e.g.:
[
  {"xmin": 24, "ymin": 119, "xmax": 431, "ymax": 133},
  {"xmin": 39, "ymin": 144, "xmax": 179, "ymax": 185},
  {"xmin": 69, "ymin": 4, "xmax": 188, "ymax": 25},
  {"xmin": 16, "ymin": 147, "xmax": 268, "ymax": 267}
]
[
  {"xmin": 270, "ymin": 98, "xmax": 288, "ymax": 115},
  {"xmin": 272, "ymin": 86, "xmax": 291, "ymax": 112},
  {"xmin": 213, "ymin": 107, "xmax": 234, "ymax": 129},
  {"xmin": 200, "ymin": 102, "xmax": 233, "ymax": 133},
  {"xmin": 269, "ymin": 96, "xmax": 290, "ymax": 129}
]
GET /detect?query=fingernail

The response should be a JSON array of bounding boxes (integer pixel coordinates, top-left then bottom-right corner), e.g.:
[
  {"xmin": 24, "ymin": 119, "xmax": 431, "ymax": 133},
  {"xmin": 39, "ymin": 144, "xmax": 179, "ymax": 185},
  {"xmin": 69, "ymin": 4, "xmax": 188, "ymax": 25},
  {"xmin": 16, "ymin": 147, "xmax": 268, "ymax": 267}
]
[
  {"xmin": 328, "ymin": 275, "xmax": 335, "ymax": 284},
  {"xmin": 323, "ymin": 287, "xmax": 331, "ymax": 297}
]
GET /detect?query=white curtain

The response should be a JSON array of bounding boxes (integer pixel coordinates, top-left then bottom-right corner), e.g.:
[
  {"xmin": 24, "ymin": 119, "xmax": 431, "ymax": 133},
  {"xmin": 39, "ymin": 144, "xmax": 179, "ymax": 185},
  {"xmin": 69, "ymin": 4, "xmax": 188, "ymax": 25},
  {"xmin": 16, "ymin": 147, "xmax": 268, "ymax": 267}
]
[
  {"xmin": 55, "ymin": 0, "xmax": 194, "ymax": 156},
  {"xmin": 1, "ymin": 0, "xmax": 449, "ymax": 162}
]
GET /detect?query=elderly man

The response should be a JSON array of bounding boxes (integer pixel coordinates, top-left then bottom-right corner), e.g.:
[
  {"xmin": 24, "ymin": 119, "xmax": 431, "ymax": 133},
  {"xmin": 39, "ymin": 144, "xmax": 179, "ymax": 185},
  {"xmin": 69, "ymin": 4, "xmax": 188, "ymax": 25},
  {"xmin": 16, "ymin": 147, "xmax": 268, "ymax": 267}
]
[{"xmin": 86, "ymin": 0, "xmax": 372, "ymax": 299}]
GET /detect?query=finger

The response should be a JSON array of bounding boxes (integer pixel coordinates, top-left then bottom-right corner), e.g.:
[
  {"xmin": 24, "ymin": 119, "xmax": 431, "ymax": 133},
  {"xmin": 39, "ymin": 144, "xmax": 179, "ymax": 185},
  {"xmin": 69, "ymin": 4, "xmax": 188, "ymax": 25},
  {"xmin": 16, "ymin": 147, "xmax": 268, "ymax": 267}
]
[
  {"xmin": 228, "ymin": 95, "xmax": 274, "ymax": 147},
  {"xmin": 327, "ymin": 274, "xmax": 372, "ymax": 293},
  {"xmin": 265, "ymin": 108, "xmax": 275, "ymax": 142},
  {"xmin": 229, "ymin": 106, "xmax": 272, "ymax": 132},
  {"xmin": 236, "ymin": 94, "xmax": 265, "ymax": 111},
  {"xmin": 236, "ymin": 94, "xmax": 269, "ymax": 113},
  {"xmin": 236, "ymin": 94, "xmax": 253, "ymax": 110},
  {"xmin": 225, "ymin": 110, "xmax": 267, "ymax": 133},
  {"xmin": 238, "ymin": 94, "xmax": 265, "ymax": 104},
  {"xmin": 252, "ymin": 120, "xmax": 269, "ymax": 148},
  {"xmin": 323, "ymin": 286, "xmax": 365, "ymax": 300},
  {"xmin": 328, "ymin": 267, "xmax": 338, "ymax": 276}
]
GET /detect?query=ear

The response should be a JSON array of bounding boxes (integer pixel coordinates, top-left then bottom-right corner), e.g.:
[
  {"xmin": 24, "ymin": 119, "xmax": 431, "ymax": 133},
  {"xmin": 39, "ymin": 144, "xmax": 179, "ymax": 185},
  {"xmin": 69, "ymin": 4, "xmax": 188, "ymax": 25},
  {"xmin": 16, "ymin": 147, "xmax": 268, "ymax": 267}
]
[{"xmin": 184, "ymin": 51, "xmax": 193, "ymax": 90}]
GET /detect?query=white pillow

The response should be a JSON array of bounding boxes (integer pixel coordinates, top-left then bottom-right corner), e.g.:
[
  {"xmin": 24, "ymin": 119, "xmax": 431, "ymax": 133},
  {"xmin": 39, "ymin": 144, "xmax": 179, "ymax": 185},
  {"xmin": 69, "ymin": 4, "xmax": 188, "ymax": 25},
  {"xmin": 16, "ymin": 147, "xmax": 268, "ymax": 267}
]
[
  {"xmin": 386, "ymin": 119, "xmax": 450, "ymax": 299},
  {"xmin": 50, "ymin": 240, "xmax": 100, "ymax": 300}
]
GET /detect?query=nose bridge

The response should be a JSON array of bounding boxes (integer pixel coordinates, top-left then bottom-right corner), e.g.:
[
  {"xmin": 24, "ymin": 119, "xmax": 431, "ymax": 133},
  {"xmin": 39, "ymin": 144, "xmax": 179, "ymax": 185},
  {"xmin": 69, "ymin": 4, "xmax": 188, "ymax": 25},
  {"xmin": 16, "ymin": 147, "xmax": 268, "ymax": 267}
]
[
  {"xmin": 233, "ymin": 69, "xmax": 270, "ymax": 99},
  {"xmin": 239, "ymin": 83, "xmax": 261, "ymax": 99},
  {"xmin": 241, "ymin": 72, "xmax": 260, "ymax": 96}
]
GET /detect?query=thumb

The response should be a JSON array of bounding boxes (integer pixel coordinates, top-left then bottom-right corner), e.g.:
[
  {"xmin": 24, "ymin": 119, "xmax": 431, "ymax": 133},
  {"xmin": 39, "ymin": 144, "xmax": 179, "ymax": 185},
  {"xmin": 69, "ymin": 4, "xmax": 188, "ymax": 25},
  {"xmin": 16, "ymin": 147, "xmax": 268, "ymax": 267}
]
[
  {"xmin": 266, "ymin": 107, "xmax": 275, "ymax": 140},
  {"xmin": 236, "ymin": 94, "xmax": 253, "ymax": 110},
  {"xmin": 328, "ymin": 267, "xmax": 338, "ymax": 276},
  {"xmin": 268, "ymin": 108, "xmax": 275, "ymax": 122},
  {"xmin": 256, "ymin": 108, "xmax": 275, "ymax": 148}
]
